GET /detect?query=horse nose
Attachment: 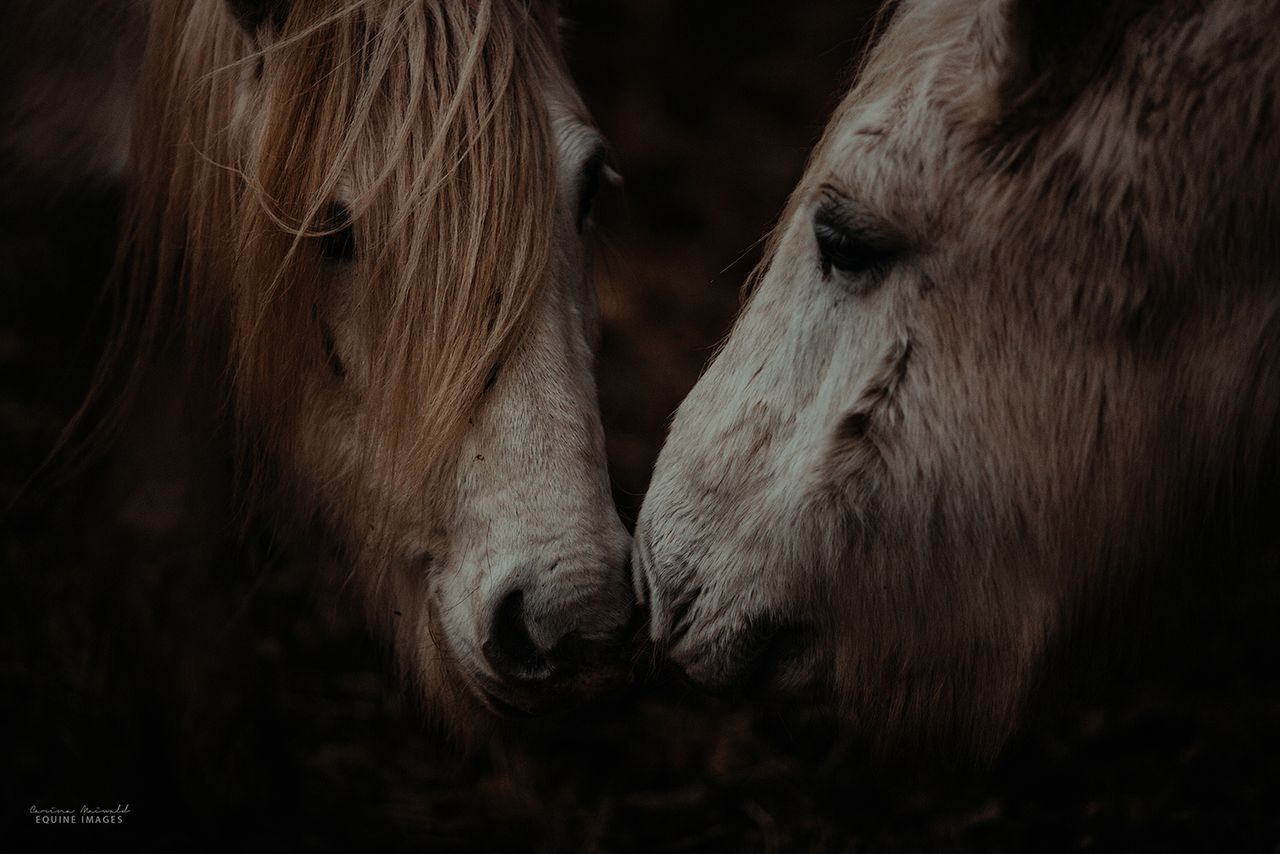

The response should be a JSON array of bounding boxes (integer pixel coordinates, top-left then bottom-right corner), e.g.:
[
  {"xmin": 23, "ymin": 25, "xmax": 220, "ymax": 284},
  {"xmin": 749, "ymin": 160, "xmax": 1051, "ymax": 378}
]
[
  {"xmin": 481, "ymin": 581, "xmax": 635, "ymax": 687},
  {"xmin": 482, "ymin": 589, "xmax": 553, "ymax": 681}
]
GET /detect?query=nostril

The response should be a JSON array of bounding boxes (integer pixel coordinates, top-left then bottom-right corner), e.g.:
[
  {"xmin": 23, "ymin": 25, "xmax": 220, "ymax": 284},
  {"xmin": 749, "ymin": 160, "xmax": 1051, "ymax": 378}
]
[{"xmin": 482, "ymin": 590, "xmax": 551, "ymax": 681}]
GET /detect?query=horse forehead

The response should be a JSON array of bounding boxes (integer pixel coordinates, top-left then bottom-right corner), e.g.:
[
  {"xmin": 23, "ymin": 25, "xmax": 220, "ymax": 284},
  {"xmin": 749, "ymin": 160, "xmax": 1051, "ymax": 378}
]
[
  {"xmin": 825, "ymin": 15, "xmax": 966, "ymax": 154},
  {"xmin": 833, "ymin": 87, "xmax": 919, "ymax": 149},
  {"xmin": 817, "ymin": 12, "xmax": 994, "ymax": 196},
  {"xmin": 817, "ymin": 80, "xmax": 941, "ymax": 191}
]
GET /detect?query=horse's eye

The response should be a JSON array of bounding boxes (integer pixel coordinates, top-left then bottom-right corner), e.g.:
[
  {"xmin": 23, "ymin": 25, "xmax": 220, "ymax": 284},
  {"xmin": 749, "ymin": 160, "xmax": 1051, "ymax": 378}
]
[
  {"xmin": 577, "ymin": 148, "xmax": 606, "ymax": 233},
  {"xmin": 813, "ymin": 200, "xmax": 900, "ymax": 292},
  {"xmin": 320, "ymin": 204, "xmax": 356, "ymax": 263}
]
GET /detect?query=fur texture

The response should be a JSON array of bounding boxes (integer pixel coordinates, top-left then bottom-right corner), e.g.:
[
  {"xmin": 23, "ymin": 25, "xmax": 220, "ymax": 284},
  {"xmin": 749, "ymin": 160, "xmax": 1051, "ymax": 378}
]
[
  {"xmin": 100, "ymin": 0, "xmax": 632, "ymax": 729},
  {"xmin": 636, "ymin": 0, "xmax": 1280, "ymax": 756}
]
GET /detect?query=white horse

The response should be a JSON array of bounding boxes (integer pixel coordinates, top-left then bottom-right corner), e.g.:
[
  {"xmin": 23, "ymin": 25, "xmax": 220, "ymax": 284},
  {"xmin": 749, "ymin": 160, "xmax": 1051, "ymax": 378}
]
[
  {"xmin": 29, "ymin": 0, "xmax": 635, "ymax": 729},
  {"xmin": 637, "ymin": 0, "xmax": 1280, "ymax": 755}
]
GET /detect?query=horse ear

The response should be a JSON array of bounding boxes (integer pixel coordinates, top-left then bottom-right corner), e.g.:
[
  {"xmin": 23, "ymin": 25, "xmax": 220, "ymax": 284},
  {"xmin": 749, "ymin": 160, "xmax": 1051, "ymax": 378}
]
[
  {"xmin": 975, "ymin": 0, "xmax": 1146, "ymax": 123},
  {"xmin": 225, "ymin": 0, "xmax": 291, "ymax": 36}
]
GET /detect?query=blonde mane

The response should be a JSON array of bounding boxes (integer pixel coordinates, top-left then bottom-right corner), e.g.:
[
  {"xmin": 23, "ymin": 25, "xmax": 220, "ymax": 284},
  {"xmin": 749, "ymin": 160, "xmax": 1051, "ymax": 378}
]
[{"xmin": 116, "ymin": 0, "xmax": 560, "ymax": 518}]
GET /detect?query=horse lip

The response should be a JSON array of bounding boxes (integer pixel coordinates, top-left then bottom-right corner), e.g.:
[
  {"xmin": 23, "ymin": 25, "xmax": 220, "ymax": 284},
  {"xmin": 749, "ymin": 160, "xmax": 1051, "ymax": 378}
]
[
  {"xmin": 473, "ymin": 678, "xmax": 539, "ymax": 719},
  {"xmin": 664, "ymin": 589, "xmax": 701, "ymax": 651},
  {"xmin": 630, "ymin": 534, "xmax": 655, "ymax": 609},
  {"xmin": 634, "ymin": 536, "xmax": 700, "ymax": 650},
  {"xmin": 480, "ymin": 691, "xmax": 536, "ymax": 720},
  {"xmin": 471, "ymin": 645, "xmax": 633, "ymax": 718},
  {"xmin": 673, "ymin": 618, "xmax": 819, "ymax": 697}
]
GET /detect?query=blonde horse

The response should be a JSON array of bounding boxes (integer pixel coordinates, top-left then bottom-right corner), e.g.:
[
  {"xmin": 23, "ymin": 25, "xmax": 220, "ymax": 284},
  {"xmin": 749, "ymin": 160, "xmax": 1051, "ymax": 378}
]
[
  {"xmin": 75, "ymin": 0, "xmax": 633, "ymax": 727},
  {"xmin": 637, "ymin": 0, "xmax": 1280, "ymax": 755}
]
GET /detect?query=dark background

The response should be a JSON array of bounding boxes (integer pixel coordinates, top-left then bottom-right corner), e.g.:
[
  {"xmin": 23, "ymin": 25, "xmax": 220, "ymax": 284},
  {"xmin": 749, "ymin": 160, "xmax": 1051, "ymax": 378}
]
[{"xmin": 3, "ymin": 1, "xmax": 1279, "ymax": 850}]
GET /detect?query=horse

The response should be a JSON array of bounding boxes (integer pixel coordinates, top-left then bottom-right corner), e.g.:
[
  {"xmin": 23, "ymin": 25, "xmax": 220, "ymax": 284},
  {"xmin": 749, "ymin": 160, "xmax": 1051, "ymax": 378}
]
[
  {"xmin": 635, "ymin": 0, "xmax": 1280, "ymax": 756},
  {"xmin": 73, "ymin": 0, "xmax": 634, "ymax": 729}
]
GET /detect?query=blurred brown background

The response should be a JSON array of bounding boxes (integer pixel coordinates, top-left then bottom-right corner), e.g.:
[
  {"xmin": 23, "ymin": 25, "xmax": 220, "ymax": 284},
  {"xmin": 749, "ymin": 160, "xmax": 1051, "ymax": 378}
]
[{"xmin": 3, "ymin": 1, "xmax": 1279, "ymax": 851}]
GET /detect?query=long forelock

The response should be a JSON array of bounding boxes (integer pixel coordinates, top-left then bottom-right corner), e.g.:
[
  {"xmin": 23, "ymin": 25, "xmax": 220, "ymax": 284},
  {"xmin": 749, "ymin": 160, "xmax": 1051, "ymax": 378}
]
[{"xmin": 122, "ymin": 0, "xmax": 561, "ymax": 538}]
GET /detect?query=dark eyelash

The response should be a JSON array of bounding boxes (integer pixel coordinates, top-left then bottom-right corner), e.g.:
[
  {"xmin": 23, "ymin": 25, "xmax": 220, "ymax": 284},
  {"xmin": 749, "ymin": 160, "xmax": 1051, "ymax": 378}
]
[
  {"xmin": 813, "ymin": 193, "xmax": 902, "ymax": 289},
  {"xmin": 814, "ymin": 220, "xmax": 893, "ymax": 278}
]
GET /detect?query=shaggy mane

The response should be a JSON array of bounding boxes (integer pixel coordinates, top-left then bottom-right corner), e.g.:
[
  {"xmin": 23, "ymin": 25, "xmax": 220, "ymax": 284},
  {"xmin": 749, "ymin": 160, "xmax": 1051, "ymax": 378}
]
[{"xmin": 112, "ymin": 0, "xmax": 559, "ymax": 527}]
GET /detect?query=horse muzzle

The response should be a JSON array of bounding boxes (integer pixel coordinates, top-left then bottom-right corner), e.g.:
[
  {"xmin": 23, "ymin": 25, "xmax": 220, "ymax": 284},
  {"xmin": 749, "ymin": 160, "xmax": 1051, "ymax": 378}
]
[
  {"xmin": 469, "ymin": 562, "xmax": 639, "ymax": 717},
  {"xmin": 634, "ymin": 533, "xmax": 823, "ymax": 699}
]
